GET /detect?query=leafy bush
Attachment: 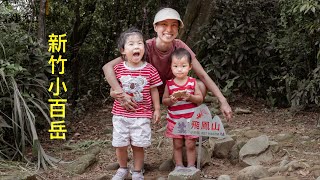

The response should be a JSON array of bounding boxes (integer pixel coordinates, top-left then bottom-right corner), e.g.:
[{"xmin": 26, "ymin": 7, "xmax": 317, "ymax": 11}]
[
  {"xmin": 196, "ymin": 0, "xmax": 320, "ymax": 108},
  {"xmin": 196, "ymin": 0, "xmax": 280, "ymax": 99},
  {"xmin": 0, "ymin": 4, "xmax": 56, "ymax": 169},
  {"xmin": 274, "ymin": 0, "xmax": 320, "ymax": 109}
]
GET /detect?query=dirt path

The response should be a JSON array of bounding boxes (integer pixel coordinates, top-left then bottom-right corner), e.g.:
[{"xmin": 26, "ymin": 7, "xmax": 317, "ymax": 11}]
[{"xmin": 38, "ymin": 96, "xmax": 320, "ymax": 179}]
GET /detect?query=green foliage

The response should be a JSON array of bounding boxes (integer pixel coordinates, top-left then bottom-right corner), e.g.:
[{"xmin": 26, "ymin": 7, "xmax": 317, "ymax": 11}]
[
  {"xmin": 196, "ymin": 0, "xmax": 320, "ymax": 108},
  {"xmin": 274, "ymin": 0, "xmax": 320, "ymax": 109},
  {"xmin": 0, "ymin": 0, "xmax": 189, "ymax": 170},
  {"xmin": 196, "ymin": 0, "xmax": 280, "ymax": 99},
  {"xmin": 0, "ymin": 3, "xmax": 56, "ymax": 170},
  {"xmin": 44, "ymin": 0, "xmax": 188, "ymax": 106},
  {"xmin": 2, "ymin": 0, "xmax": 317, "ymax": 170}
]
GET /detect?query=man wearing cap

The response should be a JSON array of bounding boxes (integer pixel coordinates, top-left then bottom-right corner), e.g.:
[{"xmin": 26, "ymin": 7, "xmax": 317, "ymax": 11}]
[{"xmin": 103, "ymin": 7, "xmax": 232, "ymax": 121}]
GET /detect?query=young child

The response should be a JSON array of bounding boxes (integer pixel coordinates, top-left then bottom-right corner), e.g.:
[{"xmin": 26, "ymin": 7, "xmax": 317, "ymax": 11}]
[
  {"xmin": 109, "ymin": 27, "xmax": 162, "ymax": 180},
  {"xmin": 162, "ymin": 48, "xmax": 203, "ymax": 170},
  {"xmin": 103, "ymin": 8, "xmax": 232, "ymax": 121}
]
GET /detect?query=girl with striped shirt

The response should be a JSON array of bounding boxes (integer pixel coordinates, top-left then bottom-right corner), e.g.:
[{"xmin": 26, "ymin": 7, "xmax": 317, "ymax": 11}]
[
  {"xmin": 162, "ymin": 48, "xmax": 203, "ymax": 171},
  {"xmin": 109, "ymin": 27, "xmax": 162, "ymax": 180}
]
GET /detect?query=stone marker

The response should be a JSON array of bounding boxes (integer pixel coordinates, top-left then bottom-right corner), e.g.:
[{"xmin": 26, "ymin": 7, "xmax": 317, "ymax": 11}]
[{"xmin": 168, "ymin": 168, "xmax": 201, "ymax": 180}]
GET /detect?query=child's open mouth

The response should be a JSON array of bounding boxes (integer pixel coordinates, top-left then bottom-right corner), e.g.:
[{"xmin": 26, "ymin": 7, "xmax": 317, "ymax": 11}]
[{"xmin": 133, "ymin": 52, "xmax": 140, "ymax": 57}]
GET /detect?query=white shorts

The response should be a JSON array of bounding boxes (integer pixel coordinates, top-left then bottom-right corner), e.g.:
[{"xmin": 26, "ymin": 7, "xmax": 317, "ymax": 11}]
[{"xmin": 112, "ymin": 115, "xmax": 151, "ymax": 148}]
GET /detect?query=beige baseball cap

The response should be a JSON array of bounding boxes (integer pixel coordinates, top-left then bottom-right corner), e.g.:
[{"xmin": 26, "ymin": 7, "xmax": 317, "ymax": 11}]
[{"xmin": 153, "ymin": 8, "xmax": 184, "ymax": 28}]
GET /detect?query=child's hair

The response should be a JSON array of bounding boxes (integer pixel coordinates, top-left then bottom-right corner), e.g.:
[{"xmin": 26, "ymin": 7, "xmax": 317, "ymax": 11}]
[
  {"xmin": 170, "ymin": 48, "xmax": 192, "ymax": 64},
  {"xmin": 117, "ymin": 27, "xmax": 146, "ymax": 61}
]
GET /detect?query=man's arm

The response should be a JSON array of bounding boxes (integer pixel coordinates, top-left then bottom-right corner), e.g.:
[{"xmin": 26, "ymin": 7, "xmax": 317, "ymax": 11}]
[
  {"xmin": 191, "ymin": 57, "xmax": 232, "ymax": 121},
  {"xmin": 102, "ymin": 57, "xmax": 123, "ymax": 92},
  {"xmin": 102, "ymin": 57, "xmax": 137, "ymax": 111},
  {"xmin": 110, "ymin": 88, "xmax": 124, "ymax": 99}
]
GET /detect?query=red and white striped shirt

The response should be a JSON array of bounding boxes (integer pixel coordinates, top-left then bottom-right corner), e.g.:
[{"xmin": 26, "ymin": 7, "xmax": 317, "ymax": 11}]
[
  {"xmin": 146, "ymin": 38, "xmax": 196, "ymax": 97},
  {"xmin": 166, "ymin": 77, "xmax": 198, "ymax": 123},
  {"xmin": 112, "ymin": 62, "xmax": 162, "ymax": 118}
]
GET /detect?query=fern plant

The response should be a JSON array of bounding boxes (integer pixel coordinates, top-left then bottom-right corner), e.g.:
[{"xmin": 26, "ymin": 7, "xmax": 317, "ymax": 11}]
[{"xmin": 0, "ymin": 4, "xmax": 58, "ymax": 170}]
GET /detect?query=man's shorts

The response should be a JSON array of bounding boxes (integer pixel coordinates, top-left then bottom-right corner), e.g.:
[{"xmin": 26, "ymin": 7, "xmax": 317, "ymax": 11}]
[{"xmin": 112, "ymin": 115, "xmax": 151, "ymax": 148}]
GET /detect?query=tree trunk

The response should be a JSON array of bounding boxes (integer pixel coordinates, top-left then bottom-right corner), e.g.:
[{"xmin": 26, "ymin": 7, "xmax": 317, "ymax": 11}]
[
  {"xmin": 179, "ymin": 0, "xmax": 216, "ymax": 52},
  {"xmin": 38, "ymin": 0, "xmax": 46, "ymax": 45},
  {"xmin": 70, "ymin": 0, "xmax": 97, "ymax": 107}
]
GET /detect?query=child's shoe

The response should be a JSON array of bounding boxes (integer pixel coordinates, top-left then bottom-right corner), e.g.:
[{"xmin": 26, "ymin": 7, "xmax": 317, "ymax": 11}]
[
  {"xmin": 187, "ymin": 165, "xmax": 198, "ymax": 171},
  {"xmin": 111, "ymin": 167, "xmax": 129, "ymax": 180},
  {"xmin": 129, "ymin": 164, "xmax": 145, "ymax": 174},
  {"xmin": 174, "ymin": 165, "xmax": 185, "ymax": 171},
  {"xmin": 132, "ymin": 171, "xmax": 144, "ymax": 180}
]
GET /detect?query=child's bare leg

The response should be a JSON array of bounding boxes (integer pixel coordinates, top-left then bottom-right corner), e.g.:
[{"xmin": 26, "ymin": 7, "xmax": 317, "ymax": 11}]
[
  {"xmin": 185, "ymin": 139, "xmax": 196, "ymax": 167},
  {"xmin": 173, "ymin": 138, "xmax": 184, "ymax": 166},
  {"xmin": 131, "ymin": 145, "xmax": 144, "ymax": 171},
  {"xmin": 116, "ymin": 146, "xmax": 128, "ymax": 167}
]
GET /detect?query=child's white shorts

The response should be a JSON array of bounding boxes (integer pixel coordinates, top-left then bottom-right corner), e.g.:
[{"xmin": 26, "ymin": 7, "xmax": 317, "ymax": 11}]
[{"xmin": 112, "ymin": 115, "xmax": 151, "ymax": 148}]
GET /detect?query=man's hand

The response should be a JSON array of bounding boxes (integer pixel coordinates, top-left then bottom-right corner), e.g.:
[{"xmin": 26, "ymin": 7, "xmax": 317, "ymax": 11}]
[
  {"xmin": 110, "ymin": 91, "xmax": 125, "ymax": 99},
  {"xmin": 119, "ymin": 93, "xmax": 138, "ymax": 112},
  {"xmin": 220, "ymin": 100, "xmax": 232, "ymax": 122}
]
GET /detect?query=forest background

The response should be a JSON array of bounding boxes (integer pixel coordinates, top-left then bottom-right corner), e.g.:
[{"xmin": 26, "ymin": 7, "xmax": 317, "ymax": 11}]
[{"xmin": 0, "ymin": 0, "xmax": 319, "ymax": 170}]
